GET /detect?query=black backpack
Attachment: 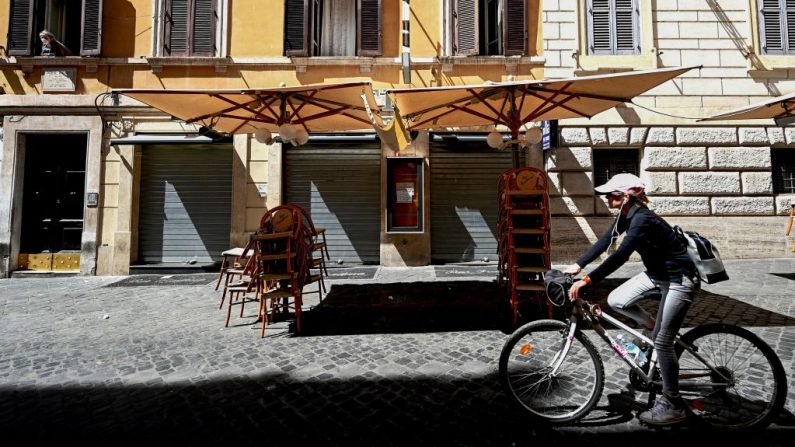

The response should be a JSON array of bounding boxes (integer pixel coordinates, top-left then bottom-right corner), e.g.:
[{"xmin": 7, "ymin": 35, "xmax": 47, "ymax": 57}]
[{"xmin": 672, "ymin": 226, "xmax": 729, "ymax": 284}]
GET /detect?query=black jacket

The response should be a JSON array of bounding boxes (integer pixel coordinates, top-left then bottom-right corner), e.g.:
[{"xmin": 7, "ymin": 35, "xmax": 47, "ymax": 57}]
[{"xmin": 576, "ymin": 202, "xmax": 696, "ymax": 284}]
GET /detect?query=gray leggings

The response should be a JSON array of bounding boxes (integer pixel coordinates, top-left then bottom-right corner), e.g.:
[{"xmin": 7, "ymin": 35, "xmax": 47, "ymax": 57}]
[
  {"xmin": 607, "ymin": 272, "xmax": 657, "ymax": 328},
  {"xmin": 652, "ymin": 275, "xmax": 699, "ymax": 397}
]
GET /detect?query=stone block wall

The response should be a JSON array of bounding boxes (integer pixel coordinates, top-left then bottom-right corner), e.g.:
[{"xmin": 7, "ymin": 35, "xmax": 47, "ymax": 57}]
[
  {"xmin": 547, "ymin": 126, "xmax": 795, "ymax": 261},
  {"xmin": 541, "ymin": 2, "xmax": 794, "ymax": 117}
]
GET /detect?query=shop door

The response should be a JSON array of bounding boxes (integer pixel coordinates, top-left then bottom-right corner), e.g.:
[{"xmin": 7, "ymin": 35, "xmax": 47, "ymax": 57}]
[
  {"xmin": 19, "ymin": 134, "xmax": 87, "ymax": 271},
  {"xmin": 284, "ymin": 142, "xmax": 381, "ymax": 265},
  {"xmin": 430, "ymin": 140, "xmax": 516, "ymax": 263},
  {"xmin": 138, "ymin": 145, "xmax": 233, "ymax": 264}
]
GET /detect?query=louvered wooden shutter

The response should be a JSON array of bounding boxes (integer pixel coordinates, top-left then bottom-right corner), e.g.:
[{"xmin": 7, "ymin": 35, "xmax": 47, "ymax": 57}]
[
  {"xmin": 358, "ymin": 0, "xmax": 382, "ymax": 56},
  {"xmin": 760, "ymin": 0, "xmax": 785, "ymax": 54},
  {"xmin": 284, "ymin": 0, "xmax": 309, "ymax": 56},
  {"xmin": 192, "ymin": 0, "xmax": 216, "ymax": 56},
  {"xmin": 588, "ymin": 0, "xmax": 611, "ymax": 54},
  {"xmin": 81, "ymin": 0, "xmax": 103, "ymax": 55},
  {"xmin": 454, "ymin": 0, "xmax": 478, "ymax": 56},
  {"xmin": 503, "ymin": 0, "xmax": 526, "ymax": 56},
  {"xmin": 588, "ymin": 0, "xmax": 638, "ymax": 55},
  {"xmin": 163, "ymin": 0, "xmax": 189, "ymax": 55},
  {"xmin": 7, "ymin": 0, "xmax": 34, "ymax": 56},
  {"xmin": 788, "ymin": 0, "xmax": 795, "ymax": 53},
  {"xmin": 614, "ymin": 0, "xmax": 639, "ymax": 54}
]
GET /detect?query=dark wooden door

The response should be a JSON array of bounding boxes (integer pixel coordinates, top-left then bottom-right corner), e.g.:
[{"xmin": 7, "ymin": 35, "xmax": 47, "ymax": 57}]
[{"xmin": 20, "ymin": 134, "xmax": 87, "ymax": 253}]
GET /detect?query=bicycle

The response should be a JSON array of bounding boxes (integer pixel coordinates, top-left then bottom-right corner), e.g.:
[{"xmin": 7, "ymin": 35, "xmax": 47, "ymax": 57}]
[{"xmin": 498, "ymin": 273, "xmax": 788, "ymax": 430}]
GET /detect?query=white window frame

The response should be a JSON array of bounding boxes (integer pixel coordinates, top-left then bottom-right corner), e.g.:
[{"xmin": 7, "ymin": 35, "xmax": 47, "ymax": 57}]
[
  {"xmin": 748, "ymin": 0, "xmax": 795, "ymax": 70},
  {"xmin": 151, "ymin": 0, "xmax": 229, "ymax": 57},
  {"xmin": 574, "ymin": 0, "xmax": 656, "ymax": 71}
]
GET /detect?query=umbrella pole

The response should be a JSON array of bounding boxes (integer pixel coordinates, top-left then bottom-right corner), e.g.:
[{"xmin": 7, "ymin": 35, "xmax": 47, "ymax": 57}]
[{"xmin": 511, "ymin": 127, "xmax": 520, "ymax": 169}]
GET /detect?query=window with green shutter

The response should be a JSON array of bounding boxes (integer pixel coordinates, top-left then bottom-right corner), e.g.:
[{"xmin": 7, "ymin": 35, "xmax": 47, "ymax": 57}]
[
  {"xmin": 759, "ymin": 0, "xmax": 795, "ymax": 54},
  {"xmin": 162, "ymin": 0, "xmax": 218, "ymax": 56},
  {"xmin": 586, "ymin": 0, "xmax": 639, "ymax": 56},
  {"xmin": 7, "ymin": 0, "xmax": 102, "ymax": 56}
]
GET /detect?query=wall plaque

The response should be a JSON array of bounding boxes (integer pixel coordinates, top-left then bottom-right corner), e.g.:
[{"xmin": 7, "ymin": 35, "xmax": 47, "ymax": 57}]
[{"xmin": 42, "ymin": 67, "xmax": 77, "ymax": 92}]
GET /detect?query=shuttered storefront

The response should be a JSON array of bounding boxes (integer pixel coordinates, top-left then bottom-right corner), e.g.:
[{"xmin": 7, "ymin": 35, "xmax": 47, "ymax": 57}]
[
  {"xmin": 284, "ymin": 142, "xmax": 381, "ymax": 265},
  {"xmin": 430, "ymin": 140, "xmax": 515, "ymax": 263},
  {"xmin": 138, "ymin": 144, "xmax": 233, "ymax": 264}
]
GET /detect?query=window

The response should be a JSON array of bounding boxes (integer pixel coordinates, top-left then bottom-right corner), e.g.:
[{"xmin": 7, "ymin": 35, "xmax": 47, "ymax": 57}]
[
  {"xmin": 593, "ymin": 148, "xmax": 640, "ymax": 187},
  {"xmin": 7, "ymin": 0, "xmax": 102, "ymax": 56},
  {"xmin": 772, "ymin": 149, "xmax": 795, "ymax": 193},
  {"xmin": 586, "ymin": 0, "xmax": 639, "ymax": 55},
  {"xmin": 450, "ymin": 0, "xmax": 526, "ymax": 56},
  {"xmin": 284, "ymin": 0, "xmax": 382, "ymax": 57},
  {"xmin": 161, "ymin": 0, "xmax": 218, "ymax": 56},
  {"xmin": 758, "ymin": 0, "xmax": 795, "ymax": 55}
]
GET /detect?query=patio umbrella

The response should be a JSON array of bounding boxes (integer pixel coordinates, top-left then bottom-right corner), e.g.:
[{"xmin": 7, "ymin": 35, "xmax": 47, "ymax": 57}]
[
  {"xmin": 387, "ymin": 66, "xmax": 699, "ymax": 167},
  {"xmin": 114, "ymin": 81, "xmax": 382, "ymax": 144},
  {"xmin": 698, "ymin": 91, "xmax": 795, "ymax": 125}
]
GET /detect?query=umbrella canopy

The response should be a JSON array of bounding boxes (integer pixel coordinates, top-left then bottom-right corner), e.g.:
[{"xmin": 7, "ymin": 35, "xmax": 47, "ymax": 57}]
[
  {"xmin": 114, "ymin": 81, "xmax": 382, "ymax": 134},
  {"xmin": 698, "ymin": 91, "xmax": 795, "ymax": 122},
  {"xmin": 387, "ymin": 66, "xmax": 698, "ymax": 131}
]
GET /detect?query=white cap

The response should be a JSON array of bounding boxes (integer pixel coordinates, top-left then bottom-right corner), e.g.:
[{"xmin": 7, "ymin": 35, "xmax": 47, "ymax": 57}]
[{"xmin": 594, "ymin": 173, "xmax": 646, "ymax": 195}]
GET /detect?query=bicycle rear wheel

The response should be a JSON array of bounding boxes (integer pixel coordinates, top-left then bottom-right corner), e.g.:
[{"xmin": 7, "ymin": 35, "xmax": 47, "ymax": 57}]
[
  {"xmin": 499, "ymin": 319, "xmax": 604, "ymax": 425},
  {"xmin": 677, "ymin": 323, "xmax": 788, "ymax": 431}
]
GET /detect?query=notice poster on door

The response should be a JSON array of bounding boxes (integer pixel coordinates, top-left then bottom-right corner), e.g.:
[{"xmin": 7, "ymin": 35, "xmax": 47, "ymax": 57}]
[
  {"xmin": 396, "ymin": 182, "xmax": 415, "ymax": 203},
  {"xmin": 387, "ymin": 158, "xmax": 423, "ymax": 231}
]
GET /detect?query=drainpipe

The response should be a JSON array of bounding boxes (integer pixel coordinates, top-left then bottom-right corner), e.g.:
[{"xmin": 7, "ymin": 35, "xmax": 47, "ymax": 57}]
[{"xmin": 402, "ymin": 0, "xmax": 411, "ymax": 84}]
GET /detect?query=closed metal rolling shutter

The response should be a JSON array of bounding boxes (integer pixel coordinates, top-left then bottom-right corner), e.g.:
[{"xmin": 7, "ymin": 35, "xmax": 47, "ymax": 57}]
[
  {"xmin": 430, "ymin": 140, "xmax": 515, "ymax": 263},
  {"xmin": 138, "ymin": 144, "xmax": 233, "ymax": 264},
  {"xmin": 284, "ymin": 142, "xmax": 381, "ymax": 265}
]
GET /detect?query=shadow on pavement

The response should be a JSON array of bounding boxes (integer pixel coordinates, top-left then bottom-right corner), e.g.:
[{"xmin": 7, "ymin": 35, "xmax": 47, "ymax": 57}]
[
  {"xmin": 770, "ymin": 272, "xmax": 795, "ymax": 281},
  {"xmin": 301, "ymin": 281, "xmax": 553, "ymax": 336},
  {"xmin": 298, "ymin": 278, "xmax": 795, "ymax": 336},
  {"xmin": 1, "ymin": 374, "xmax": 792, "ymax": 446}
]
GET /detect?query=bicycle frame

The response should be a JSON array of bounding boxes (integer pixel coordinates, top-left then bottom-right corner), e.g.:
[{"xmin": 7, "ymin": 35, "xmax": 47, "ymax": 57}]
[{"xmin": 550, "ymin": 297, "xmax": 734, "ymax": 393}]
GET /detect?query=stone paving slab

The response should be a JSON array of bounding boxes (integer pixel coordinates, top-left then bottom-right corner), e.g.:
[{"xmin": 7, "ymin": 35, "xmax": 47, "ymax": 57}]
[{"xmin": 0, "ymin": 260, "xmax": 793, "ymax": 445}]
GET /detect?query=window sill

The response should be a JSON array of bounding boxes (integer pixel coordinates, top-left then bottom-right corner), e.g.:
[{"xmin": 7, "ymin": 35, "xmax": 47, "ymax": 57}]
[
  {"xmin": 572, "ymin": 52, "xmax": 658, "ymax": 73},
  {"xmin": 7, "ymin": 56, "xmax": 101, "ymax": 74},
  {"xmin": 147, "ymin": 56, "xmax": 232, "ymax": 73},
  {"xmin": 746, "ymin": 54, "xmax": 795, "ymax": 72},
  {"xmin": 436, "ymin": 55, "xmax": 545, "ymax": 72},
  {"xmin": 289, "ymin": 56, "xmax": 400, "ymax": 73}
]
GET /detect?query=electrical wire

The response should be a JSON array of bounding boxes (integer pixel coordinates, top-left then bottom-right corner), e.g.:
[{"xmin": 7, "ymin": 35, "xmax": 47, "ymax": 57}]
[{"xmin": 628, "ymin": 99, "xmax": 710, "ymax": 120}]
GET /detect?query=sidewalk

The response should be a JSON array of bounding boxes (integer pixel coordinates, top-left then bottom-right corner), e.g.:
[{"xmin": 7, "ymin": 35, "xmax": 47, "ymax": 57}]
[{"xmin": 0, "ymin": 259, "xmax": 793, "ymax": 445}]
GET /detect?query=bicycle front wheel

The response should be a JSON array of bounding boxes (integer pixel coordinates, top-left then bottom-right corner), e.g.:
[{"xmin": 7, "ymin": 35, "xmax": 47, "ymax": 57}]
[
  {"xmin": 499, "ymin": 319, "xmax": 604, "ymax": 425},
  {"xmin": 677, "ymin": 323, "xmax": 788, "ymax": 431}
]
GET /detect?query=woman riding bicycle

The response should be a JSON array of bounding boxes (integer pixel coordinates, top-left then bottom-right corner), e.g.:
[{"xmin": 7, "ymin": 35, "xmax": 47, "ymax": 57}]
[{"xmin": 565, "ymin": 173, "xmax": 699, "ymax": 426}]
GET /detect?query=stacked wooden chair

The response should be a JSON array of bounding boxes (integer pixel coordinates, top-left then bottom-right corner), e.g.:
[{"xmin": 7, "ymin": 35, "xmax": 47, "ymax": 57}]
[
  {"xmin": 215, "ymin": 203, "xmax": 329, "ymax": 337},
  {"xmin": 254, "ymin": 204, "xmax": 328, "ymax": 337},
  {"xmin": 497, "ymin": 167, "xmax": 552, "ymax": 327}
]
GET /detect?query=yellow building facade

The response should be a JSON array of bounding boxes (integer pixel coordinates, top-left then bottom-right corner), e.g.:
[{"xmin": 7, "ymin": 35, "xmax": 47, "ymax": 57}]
[{"xmin": 0, "ymin": 0, "xmax": 545, "ymax": 276}]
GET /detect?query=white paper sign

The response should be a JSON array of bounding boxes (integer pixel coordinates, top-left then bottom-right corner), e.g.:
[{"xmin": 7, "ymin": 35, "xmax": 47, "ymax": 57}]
[{"xmin": 396, "ymin": 182, "xmax": 415, "ymax": 203}]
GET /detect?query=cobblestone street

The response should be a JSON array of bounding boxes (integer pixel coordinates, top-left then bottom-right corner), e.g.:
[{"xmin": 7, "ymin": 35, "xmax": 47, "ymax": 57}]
[{"xmin": 0, "ymin": 259, "xmax": 793, "ymax": 446}]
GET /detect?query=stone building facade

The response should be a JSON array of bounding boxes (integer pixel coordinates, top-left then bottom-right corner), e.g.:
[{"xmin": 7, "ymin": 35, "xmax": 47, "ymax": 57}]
[
  {"xmin": 542, "ymin": 0, "xmax": 795, "ymax": 261},
  {"xmin": 1, "ymin": 0, "xmax": 794, "ymax": 278}
]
